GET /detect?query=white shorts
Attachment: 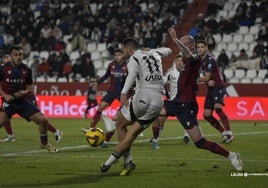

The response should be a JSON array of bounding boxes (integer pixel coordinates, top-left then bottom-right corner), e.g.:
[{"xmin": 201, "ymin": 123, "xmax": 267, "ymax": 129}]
[{"xmin": 121, "ymin": 90, "xmax": 163, "ymax": 128}]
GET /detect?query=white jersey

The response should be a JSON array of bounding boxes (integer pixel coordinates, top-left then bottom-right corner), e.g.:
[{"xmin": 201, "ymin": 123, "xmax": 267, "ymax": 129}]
[
  {"xmin": 121, "ymin": 47, "xmax": 172, "ymax": 125},
  {"xmin": 121, "ymin": 47, "xmax": 172, "ymax": 95},
  {"xmin": 164, "ymin": 62, "xmax": 180, "ymax": 99}
]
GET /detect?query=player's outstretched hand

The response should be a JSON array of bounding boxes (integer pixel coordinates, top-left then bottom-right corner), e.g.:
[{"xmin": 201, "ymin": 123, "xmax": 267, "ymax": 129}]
[{"xmin": 168, "ymin": 28, "xmax": 177, "ymax": 42}]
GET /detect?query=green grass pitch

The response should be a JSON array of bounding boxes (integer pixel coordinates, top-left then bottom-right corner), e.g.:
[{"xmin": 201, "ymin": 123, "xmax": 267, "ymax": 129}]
[{"xmin": 0, "ymin": 118, "xmax": 267, "ymax": 188}]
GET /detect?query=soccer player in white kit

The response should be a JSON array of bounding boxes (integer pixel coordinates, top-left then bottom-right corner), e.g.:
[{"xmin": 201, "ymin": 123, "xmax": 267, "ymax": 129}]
[{"xmin": 100, "ymin": 37, "xmax": 171, "ymax": 176}]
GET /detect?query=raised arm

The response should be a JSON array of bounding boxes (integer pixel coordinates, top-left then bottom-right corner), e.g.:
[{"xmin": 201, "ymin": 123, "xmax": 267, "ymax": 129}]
[{"xmin": 168, "ymin": 28, "xmax": 195, "ymax": 59}]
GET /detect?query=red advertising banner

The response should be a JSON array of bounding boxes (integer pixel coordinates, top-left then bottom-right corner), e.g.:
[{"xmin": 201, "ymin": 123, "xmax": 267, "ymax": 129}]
[
  {"xmin": 35, "ymin": 96, "xmax": 268, "ymax": 120},
  {"xmin": 33, "ymin": 83, "xmax": 268, "ymax": 97}
]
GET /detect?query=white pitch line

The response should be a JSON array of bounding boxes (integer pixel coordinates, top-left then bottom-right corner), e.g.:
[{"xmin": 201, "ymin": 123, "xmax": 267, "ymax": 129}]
[{"xmin": 1, "ymin": 131, "xmax": 268, "ymax": 157}]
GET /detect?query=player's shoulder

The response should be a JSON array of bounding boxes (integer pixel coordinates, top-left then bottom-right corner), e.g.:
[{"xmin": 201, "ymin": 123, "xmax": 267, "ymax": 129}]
[{"xmin": 206, "ymin": 53, "xmax": 216, "ymax": 62}]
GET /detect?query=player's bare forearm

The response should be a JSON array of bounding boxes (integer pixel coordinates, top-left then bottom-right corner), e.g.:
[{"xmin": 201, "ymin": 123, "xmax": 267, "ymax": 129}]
[
  {"xmin": 120, "ymin": 93, "xmax": 128, "ymax": 107},
  {"xmin": 0, "ymin": 85, "xmax": 14, "ymax": 102}
]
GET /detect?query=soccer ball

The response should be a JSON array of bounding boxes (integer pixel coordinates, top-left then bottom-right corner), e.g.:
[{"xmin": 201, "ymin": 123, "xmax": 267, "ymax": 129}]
[{"xmin": 86, "ymin": 128, "xmax": 105, "ymax": 147}]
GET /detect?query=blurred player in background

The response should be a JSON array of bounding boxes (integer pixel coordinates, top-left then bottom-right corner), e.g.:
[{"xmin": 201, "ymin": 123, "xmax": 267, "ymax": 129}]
[
  {"xmin": 81, "ymin": 49, "xmax": 128, "ymax": 148},
  {"xmin": 100, "ymin": 37, "xmax": 172, "ymax": 175},
  {"xmin": 84, "ymin": 77, "xmax": 98, "ymax": 118},
  {"xmin": 150, "ymin": 54, "xmax": 190, "ymax": 149},
  {"xmin": 197, "ymin": 40, "xmax": 234, "ymax": 144},
  {"xmin": 0, "ymin": 46, "xmax": 57, "ymax": 153}
]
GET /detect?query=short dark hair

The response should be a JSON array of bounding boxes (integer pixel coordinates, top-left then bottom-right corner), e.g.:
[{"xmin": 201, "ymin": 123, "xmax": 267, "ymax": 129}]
[
  {"xmin": 175, "ymin": 54, "xmax": 183, "ymax": 58},
  {"xmin": 122, "ymin": 37, "xmax": 139, "ymax": 49},
  {"xmin": 196, "ymin": 40, "xmax": 207, "ymax": 46},
  {"xmin": 9, "ymin": 45, "xmax": 23, "ymax": 53},
  {"xmin": 114, "ymin": 48, "xmax": 123, "ymax": 53}
]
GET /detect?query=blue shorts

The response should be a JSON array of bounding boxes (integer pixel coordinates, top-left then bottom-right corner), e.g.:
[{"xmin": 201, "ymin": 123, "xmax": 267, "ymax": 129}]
[
  {"xmin": 101, "ymin": 91, "xmax": 120, "ymax": 104},
  {"xmin": 164, "ymin": 100, "xmax": 199, "ymax": 130},
  {"xmin": 1, "ymin": 98, "xmax": 40, "ymax": 121},
  {"xmin": 204, "ymin": 86, "xmax": 226, "ymax": 110}
]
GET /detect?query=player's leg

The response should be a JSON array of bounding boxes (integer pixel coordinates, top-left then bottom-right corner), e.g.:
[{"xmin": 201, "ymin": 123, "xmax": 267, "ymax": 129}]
[
  {"xmin": 47, "ymin": 121, "xmax": 63, "ymax": 143},
  {"xmin": 150, "ymin": 116, "xmax": 166, "ymax": 149},
  {"xmin": 84, "ymin": 101, "xmax": 98, "ymax": 118},
  {"xmin": 100, "ymin": 113, "xmax": 116, "ymax": 148},
  {"xmin": 214, "ymin": 103, "xmax": 234, "ymax": 144},
  {"xmin": 0, "ymin": 112, "xmax": 15, "ymax": 142},
  {"xmin": 203, "ymin": 94, "xmax": 225, "ymax": 134},
  {"xmin": 100, "ymin": 121, "xmax": 143, "ymax": 174},
  {"xmin": 203, "ymin": 108, "xmax": 225, "ymax": 133},
  {"xmin": 178, "ymin": 103, "xmax": 242, "ymax": 170},
  {"xmin": 89, "ymin": 101, "xmax": 109, "ymax": 127},
  {"xmin": 29, "ymin": 112, "xmax": 57, "ymax": 153},
  {"xmin": 84, "ymin": 105, "xmax": 91, "ymax": 118},
  {"xmin": 89, "ymin": 92, "xmax": 116, "ymax": 129},
  {"xmin": 29, "ymin": 94, "xmax": 63, "ymax": 142},
  {"xmin": 183, "ymin": 129, "xmax": 190, "ymax": 144},
  {"xmin": 187, "ymin": 125, "xmax": 242, "ymax": 171},
  {"xmin": 1, "ymin": 120, "xmax": 15, "ymax": 142}
]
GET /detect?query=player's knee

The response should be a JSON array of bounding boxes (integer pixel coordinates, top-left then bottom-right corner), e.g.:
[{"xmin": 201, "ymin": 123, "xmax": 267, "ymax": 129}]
[
  {"xmin": 215, "ymin": 108, "xmax": 222, "ymax": 114},
  {"xmin": 194, "ymin": 137, "xmax": 207, "ymax": 149},
  {"xmin": 38, "ymin": 115, "xmax": 48, "ymax": 126},
  {"xmin": 203, "ymin": 114, "xmax": 211, "ymax": 120}
]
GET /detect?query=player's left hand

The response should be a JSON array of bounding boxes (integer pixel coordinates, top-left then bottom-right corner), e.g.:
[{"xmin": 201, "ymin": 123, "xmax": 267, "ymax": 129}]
[
  {"xmin": 120, "ymin": 93, "xmax": 128, "ymax": 107},
  {"xmin": 208, "ymin": 80, "xmax": 215, "ymax": 87},
  {"xmin": 14, "ymin": 90, "xmax": 31, "ymax": 98}
]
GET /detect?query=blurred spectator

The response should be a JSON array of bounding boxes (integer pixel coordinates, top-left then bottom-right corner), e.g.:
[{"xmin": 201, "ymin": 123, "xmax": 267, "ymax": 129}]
[
  {"xmin": 80, "ymin": 50, "xmax": 91, "ymax": 70},
  {"xmin": 83, "ymin": 57, "xmax": 95, "ymax": 80},
  {"xmin": 194, "ymin": 12, "xmax": 206, "ymax": 29},
  {"xmin": 71, "ymin": 23, "xmax": 86, "ymax": 52},
  {"xmin": 31, "ymin": 55, "xmax": 40, "ymax": 82},
  {"xmin": 47, "ymin": 51, "xmax": 58, "ymax": 76},
  {"xmin": 206, "ymin": 14, "xmax": 218, "ymax": 33},
  {"xmin": 38, "ymin": 57, "xmax": 51, "ymax": 82},
  {"xmin": 260, "ymin": 51, "xmax": 268, "ymax": 72},
  {"xmin": 205, "ymin": 31, "xmax": 216, "ymax": 52},
  {"xmin": 217, "ymin": 16, "xmax": 229, "ymax": 36},
  {"xmin": 207, "ymin": 0, "xmax": 224, "ymax": 16},
  {"xmin": 189, "ymin": 23, "xmax": 201, "ymax": 38},
  {"xmin": 55, "ymin": 48, "xmax": 69, "ymax": 81},
  {"xmin": 4, "ymin": 33, "xmax": 14, "ymax": 47},
  {"xmin": 1, "ymin": 54, "xmax": 11, "ymax": 64},
  {"xmin": 253, "ymin": 38, "xmax": 265, "ymax": 57},
  {"xmin": 217, "ymin": 49, "xmax": 230, "ymax": 70},
  {"xmin": 42, "ymin": 31, "xmax": 57, "ymax": 52},
  {"xmin": 258, "ymin": 23, "xmax": 268, "ymax": 41},
  {"xmin": 72, "ymin": 59, "xmax": 83, "ymax": 82},
  {"xmin": 52, "ymin": 24, "xmax": 63, "ymax": 40},
  {"xmin": 40, "ymin": 24, "xmax": 52, "ymax": 39},
  {"xmin": 224, "ymin": 18, "xmax": 239, "ymax": 34},
  {"xmin": 20, "ymin": 37, "xmax": 31, "ymax": 58},
  {"xmin": 239, "ymin": 6, "xmax": 255, "ymax": 27},
  {"xmin": 62, "ymin": 61, "xmax": 73, "ymax": 82},
  {"xmin": 194, "ymin": 31, "xmax": 205, "ymax": 42},
  {"xmin": 234, "ymin": 49, "xmax": 249, "ymax": 62},
  {"xmin": 100, "ymin": 23, "xmax": 114, "ymax": 43}
]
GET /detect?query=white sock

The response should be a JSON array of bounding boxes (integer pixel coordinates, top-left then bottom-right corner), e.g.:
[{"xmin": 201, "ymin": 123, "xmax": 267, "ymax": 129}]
[{"xmin": 104, "ymin": 155, "xmax": 118, "ymax": 166}]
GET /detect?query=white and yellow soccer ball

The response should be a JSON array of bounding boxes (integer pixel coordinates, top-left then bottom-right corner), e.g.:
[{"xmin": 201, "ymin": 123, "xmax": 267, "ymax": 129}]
[{"xmin": 86, "ymin": 128, "xmax": 105, "ymax": 147}]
